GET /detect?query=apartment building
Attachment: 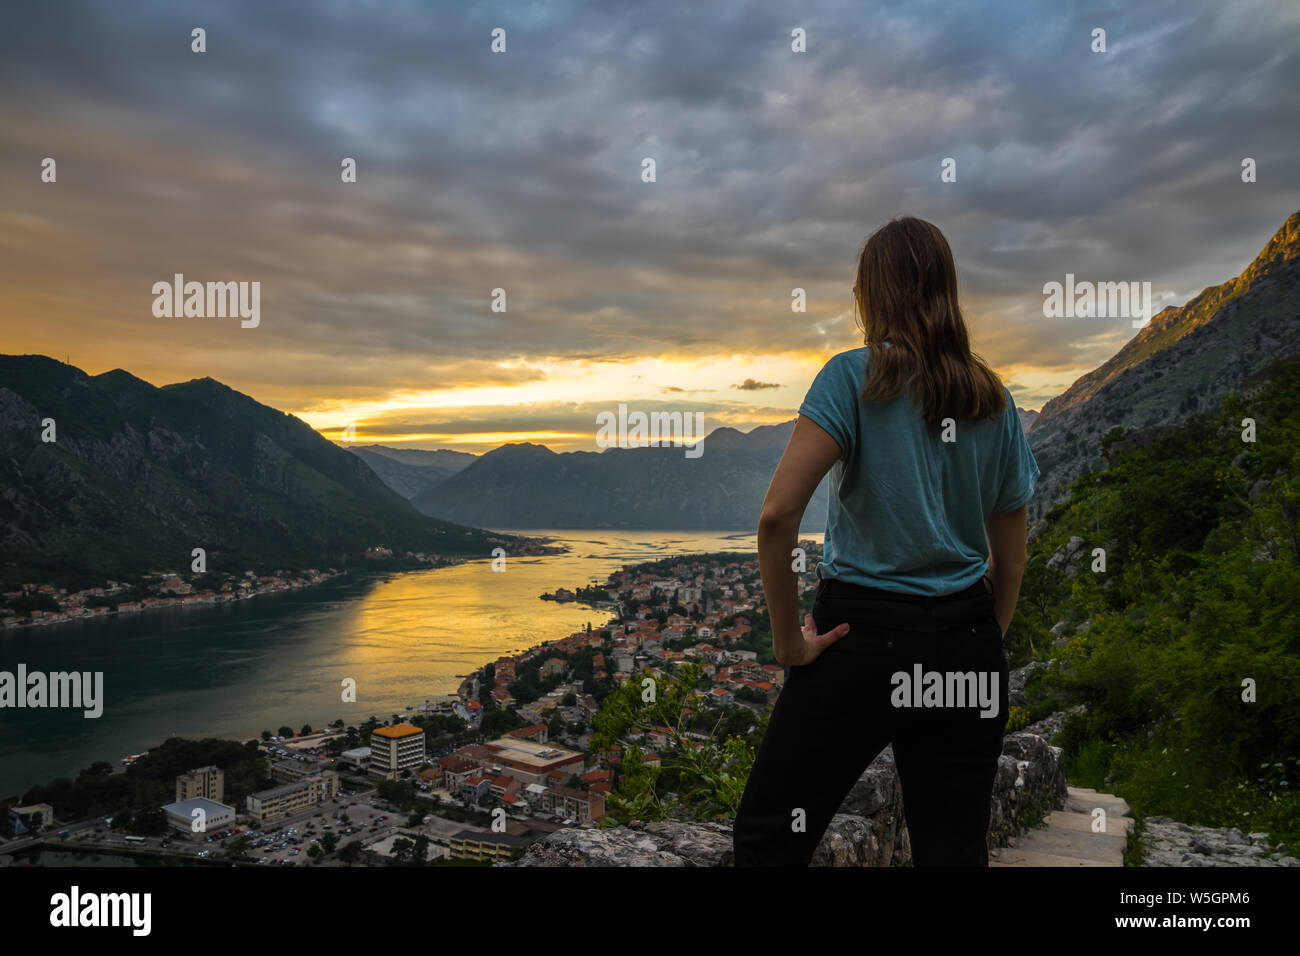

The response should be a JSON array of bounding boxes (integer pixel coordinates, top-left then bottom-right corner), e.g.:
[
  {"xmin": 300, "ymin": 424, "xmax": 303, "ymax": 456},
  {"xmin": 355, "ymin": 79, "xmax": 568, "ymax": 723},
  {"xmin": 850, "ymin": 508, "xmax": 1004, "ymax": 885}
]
[
  {"xmin": 369, "ymin": 723, "xmax": 426, "ymax": 779},
  {"xmin": 448, "ymin": 829, "xmax": 531, "ymax": 862},
  {"xmin": 537, "ymin": 784, "xmax": 606, "ymax": 823},
  {"xmin": 175, "ymin": 765, "xmax": 224, "ymax": 804},
  {"xmin": 245, "ymin": 771, "xmax": 339, "ymax": 824}
]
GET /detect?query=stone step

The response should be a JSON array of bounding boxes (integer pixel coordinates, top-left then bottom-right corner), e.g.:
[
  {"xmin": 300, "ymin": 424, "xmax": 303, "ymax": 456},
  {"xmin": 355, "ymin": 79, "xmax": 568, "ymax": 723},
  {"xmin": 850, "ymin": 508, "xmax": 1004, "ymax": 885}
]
[
  {"xmin": 1045, "ymin": 809, "xmax": 1133, "ymax": 835},
  {"xmin": 1066, "ymin": 786, "xmax": 1131, "ymax": 817},
  {"xmin": 1013, "ymin": 825, "xmax": 1126, "ymax": 863}
]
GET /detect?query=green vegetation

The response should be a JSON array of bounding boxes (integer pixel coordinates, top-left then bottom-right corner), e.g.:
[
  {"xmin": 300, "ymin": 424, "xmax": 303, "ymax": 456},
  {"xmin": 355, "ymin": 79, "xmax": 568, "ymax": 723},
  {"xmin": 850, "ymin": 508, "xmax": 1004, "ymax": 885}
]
[
  {"xmin": 10, "ymin": 737, "xmax": 268, "ymax": 835},
  {"xmin": 1015, "ymin": 357, "xmax": 1300, "ymax": 849},
  {"xmin": 592, "ymin": 660, "xmax": 764, "ymax": 823},
  {"xmin": 575, "ymin": 585, "xmax": 613, "ymax": 604}
]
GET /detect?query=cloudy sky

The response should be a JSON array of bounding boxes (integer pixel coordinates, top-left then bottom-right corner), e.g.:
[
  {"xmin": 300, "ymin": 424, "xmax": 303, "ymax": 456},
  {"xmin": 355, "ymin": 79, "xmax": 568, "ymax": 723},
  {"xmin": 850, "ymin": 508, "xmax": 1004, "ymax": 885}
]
[{"xmin": 2, "ymin": 0, "xmax": 1297, "ymax": 452}]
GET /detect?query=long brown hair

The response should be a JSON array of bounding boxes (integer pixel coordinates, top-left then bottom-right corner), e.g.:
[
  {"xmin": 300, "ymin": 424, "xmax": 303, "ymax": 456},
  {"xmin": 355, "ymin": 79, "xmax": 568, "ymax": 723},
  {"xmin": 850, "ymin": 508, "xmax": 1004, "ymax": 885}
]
[{"xmin": 853, "ymin": 216, "xmax": 1005, "ymax": 426}]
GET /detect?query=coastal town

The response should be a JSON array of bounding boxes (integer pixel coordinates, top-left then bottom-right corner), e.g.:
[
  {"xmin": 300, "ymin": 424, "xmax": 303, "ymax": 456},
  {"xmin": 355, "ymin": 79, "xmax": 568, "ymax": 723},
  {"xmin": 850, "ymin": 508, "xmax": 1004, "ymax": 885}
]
[
  {"xmin": 1, "ymin": 542, "xmax": 823, "ymax": 866},
  {"xmin": 1, "ymin": 568, "xmax": 344, "ymax": 630},
  {"xmin": 0, "ymin": 533, "xmax": 564, "ymax": 630}
]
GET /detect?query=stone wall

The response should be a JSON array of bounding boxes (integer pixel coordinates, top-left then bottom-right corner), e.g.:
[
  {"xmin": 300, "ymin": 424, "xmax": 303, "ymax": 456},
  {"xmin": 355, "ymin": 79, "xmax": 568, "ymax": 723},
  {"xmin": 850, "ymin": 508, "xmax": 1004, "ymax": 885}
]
[{"xmin": 497, "ymin": 730, "xmax": 1066, "ymax": 867}]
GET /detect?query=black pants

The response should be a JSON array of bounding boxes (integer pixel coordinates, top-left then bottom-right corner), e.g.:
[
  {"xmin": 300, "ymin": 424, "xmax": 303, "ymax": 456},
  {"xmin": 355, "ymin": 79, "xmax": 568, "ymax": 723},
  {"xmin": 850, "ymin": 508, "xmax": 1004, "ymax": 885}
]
[{"xmin": 733, "ymin": 575, "xmax": 1009, "ymax": 866}]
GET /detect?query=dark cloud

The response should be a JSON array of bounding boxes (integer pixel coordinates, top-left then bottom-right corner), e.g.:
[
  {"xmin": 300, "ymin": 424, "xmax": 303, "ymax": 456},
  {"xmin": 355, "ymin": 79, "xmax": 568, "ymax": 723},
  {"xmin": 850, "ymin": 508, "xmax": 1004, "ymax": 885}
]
[{"xmin": 1, "ymin": 0, "xmax": 1297, "ymax": 421}]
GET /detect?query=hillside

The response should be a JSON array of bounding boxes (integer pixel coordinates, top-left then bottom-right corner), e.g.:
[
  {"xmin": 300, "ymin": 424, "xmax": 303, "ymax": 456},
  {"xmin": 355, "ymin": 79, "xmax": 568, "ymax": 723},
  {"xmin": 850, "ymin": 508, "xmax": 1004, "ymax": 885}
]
[
  {"xmin": 1010, "ymin": 355, "xmax": 1300, "ymax": 847},
  {"xmin": 1028, "ymin": 209, "xmax": 1300, "ymax": 515},
  {"xmin": 0, "ymin": 357, "xmax": 514, "ymax": 589}
]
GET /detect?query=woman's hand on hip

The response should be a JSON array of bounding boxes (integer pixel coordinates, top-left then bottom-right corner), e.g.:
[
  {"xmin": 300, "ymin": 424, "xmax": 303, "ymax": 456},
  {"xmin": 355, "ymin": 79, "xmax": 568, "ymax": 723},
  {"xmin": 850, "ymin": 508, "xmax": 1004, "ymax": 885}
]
[{"xmin": 776, "ymin": 614, "xmax": 851, "ymax": 667}]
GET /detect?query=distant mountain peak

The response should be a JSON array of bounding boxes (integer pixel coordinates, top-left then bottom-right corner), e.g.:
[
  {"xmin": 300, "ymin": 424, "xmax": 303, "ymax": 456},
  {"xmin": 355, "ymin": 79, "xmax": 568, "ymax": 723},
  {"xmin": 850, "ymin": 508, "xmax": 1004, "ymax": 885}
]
[{"xmin": 484, "ymin": 441, "xmax": 558, "ymax": 459}]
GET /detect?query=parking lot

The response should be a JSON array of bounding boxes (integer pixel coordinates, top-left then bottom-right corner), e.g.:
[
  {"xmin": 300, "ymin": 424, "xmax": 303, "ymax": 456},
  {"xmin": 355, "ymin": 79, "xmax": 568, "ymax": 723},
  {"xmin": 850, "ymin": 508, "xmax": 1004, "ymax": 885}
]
[{"xmin": 237, "ymin": 787, "xmax": 409, "ymax": 865}]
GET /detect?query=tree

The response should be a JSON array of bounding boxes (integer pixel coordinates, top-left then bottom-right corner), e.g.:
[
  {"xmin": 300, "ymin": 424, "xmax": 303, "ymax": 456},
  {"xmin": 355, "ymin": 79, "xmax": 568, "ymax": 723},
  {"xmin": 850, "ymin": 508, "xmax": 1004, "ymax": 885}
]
[
  {"xmin": 300, "ymin": 724, "xmax": 313, "ymax": 736},
  {"xmin": 376, "ymin": 779, "xmax": 416, "ymax": 806},
  {"xmin": 592, "ymin": 660, "xmax": 757, "ymax": 823},
  {"xmin": 481, "ymin": 706, "xmax": 523, "ymax": 737},
  {"xmin": 412, "ymin": 834, "xmax": 430, "ymax": 866},
  {"xmin": 391, "ymin": 837, "xmax": 414, "ymax": 864},
  {"xmin": 277, "ymin": 726, "xmax": 294, "ymax": 738},
  {"xmin": 261, "ymin": 730, "xmax": 272, "ymax": 741},
  {"xmin": 321, "ymin": 832, "xmax": 339, "ymax": 854},
  {"xmin": 307, "ymin": 843, "xmax": 322, "ymax": 861},
  {"xmin": 338, "ymin": 841, "xmax": 362, "ymax": 865}
]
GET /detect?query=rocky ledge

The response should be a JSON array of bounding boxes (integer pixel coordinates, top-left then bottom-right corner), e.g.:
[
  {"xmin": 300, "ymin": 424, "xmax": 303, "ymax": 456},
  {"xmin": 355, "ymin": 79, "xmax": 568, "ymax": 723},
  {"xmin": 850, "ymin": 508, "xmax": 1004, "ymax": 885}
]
[
  {"xmin": 497, "ymin": 730, "xmax": 1067, "ymax": 867},
  {"xmin": 1141, "ymin": 817, "xmax": 1297, "ymax": 866}
]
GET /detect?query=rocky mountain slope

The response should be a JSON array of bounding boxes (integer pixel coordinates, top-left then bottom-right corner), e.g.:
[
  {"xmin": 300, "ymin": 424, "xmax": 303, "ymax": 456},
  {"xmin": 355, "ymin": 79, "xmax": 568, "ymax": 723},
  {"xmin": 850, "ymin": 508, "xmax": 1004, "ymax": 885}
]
[{"xmin": 1028, "ymin": 209, "xmax": 1300, "ymax": 515}]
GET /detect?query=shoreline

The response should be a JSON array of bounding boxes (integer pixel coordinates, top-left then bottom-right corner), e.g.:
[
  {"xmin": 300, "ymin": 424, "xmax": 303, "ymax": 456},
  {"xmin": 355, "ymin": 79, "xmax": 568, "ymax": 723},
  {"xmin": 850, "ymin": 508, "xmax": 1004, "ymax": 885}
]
[
  {"xmin": 1, "ymin": 568, "xmax": 350, "ymax": 632},
  {"xmin": 2, "ymin": 530, "xmax": 569, "ymax": 634},
  {"xmin": 6, "ymin": 533, "xmax": 740, "ymax": 797},
  {"xmin": 4, "ymin": 542, "xmax": 586, "ymax": 795}
]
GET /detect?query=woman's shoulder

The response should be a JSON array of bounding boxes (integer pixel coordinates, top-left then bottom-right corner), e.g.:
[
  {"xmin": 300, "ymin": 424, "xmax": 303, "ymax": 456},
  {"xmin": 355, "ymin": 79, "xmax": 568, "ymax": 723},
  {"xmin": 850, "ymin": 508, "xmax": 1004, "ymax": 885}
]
[
  {"xmin": 810, "ymin": 348, "xmax": 870, "ymax": 392},
  {"xmin": 822, "ymin": 346, "xmax": 870, "ymax": 373}
]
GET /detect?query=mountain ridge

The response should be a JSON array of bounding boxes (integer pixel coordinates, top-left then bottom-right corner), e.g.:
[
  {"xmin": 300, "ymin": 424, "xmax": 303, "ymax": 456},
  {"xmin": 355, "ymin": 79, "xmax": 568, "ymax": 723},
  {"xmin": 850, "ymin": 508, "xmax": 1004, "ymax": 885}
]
[
  {"xmin": 1027, "ymin": 208, "xmax": 1300, "ymax": 513},
  {"xmin": 410, "ymin": 420, "xmax": 830, "ymax": 530},
  {"xmin": 0, "ymin": 356, "xmax": 514, "ymax": 588}
]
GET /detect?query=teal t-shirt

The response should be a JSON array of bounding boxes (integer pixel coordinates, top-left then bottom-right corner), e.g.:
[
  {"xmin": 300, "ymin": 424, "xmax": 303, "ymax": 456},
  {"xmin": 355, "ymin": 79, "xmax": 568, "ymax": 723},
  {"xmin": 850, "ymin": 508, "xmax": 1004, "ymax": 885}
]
[{"xmin": 798, "ymin": 346, "xmax": 1040, "ymax": 596}]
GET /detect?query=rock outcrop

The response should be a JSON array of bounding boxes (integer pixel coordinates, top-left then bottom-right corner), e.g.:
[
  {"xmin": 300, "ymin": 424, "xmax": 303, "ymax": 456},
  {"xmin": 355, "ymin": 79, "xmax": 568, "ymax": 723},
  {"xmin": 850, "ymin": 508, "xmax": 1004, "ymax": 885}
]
[
  {"xmin": 498, "ymin": 731, "xmax": 1066, "ymax": 867},
  {"xmin": 1140, "ymin": 817, "xmax": 1298, "ymax": 867}
]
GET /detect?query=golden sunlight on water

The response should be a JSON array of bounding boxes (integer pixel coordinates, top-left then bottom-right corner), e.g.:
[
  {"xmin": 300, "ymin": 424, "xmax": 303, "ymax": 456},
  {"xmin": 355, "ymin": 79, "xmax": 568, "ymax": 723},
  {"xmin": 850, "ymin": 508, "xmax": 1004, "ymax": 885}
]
[
  {"xmin": 0, "ymin": 529, "xmax": 821, "ymax": 794},
  {"xmin": 336, "ymin": 529, "xmax": 795, "ymax": 705}
]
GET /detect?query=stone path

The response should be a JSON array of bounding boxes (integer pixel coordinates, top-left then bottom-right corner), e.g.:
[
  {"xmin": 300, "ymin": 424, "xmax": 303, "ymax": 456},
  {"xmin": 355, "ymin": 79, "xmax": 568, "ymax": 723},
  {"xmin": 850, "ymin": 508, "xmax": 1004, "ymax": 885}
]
[{"xmin": 990, "ymin": 786, "xmax": 1131, "ymax": 867}]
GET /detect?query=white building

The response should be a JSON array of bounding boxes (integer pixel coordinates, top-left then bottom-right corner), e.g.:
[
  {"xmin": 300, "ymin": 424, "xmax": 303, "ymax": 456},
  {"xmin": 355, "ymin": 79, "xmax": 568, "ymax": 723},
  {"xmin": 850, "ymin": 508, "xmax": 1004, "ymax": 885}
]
[
  {"xmin": 162, "ymin": 797, "xmax": 236, "ymax": 836},
  {"xmin": 340, "ymin": 746, "xmax": 371, "ymax": 771}
]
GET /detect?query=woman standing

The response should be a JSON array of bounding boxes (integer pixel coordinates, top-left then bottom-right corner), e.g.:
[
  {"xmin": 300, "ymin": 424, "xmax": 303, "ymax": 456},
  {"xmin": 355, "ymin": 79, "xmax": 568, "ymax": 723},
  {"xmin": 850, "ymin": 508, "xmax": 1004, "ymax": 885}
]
[{"xmin": 734, "ymin": 216, "xmax": 1039, "ymax": 866}]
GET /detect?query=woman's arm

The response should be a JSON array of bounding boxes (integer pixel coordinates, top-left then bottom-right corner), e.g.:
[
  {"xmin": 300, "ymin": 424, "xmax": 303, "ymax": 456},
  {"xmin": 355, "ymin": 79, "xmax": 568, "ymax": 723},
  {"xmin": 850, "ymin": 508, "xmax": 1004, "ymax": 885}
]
[{"xmin": 758, "ymin": 414, "xmax": 851, "ymax": 667}]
